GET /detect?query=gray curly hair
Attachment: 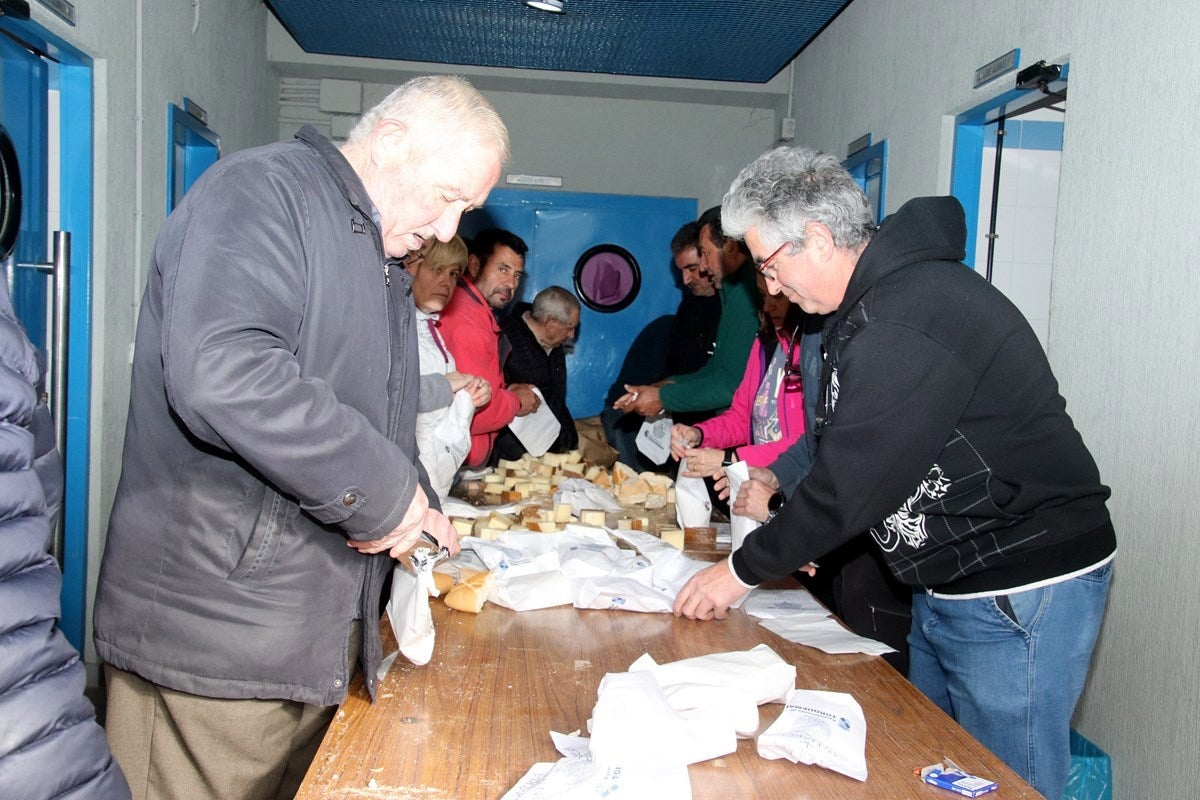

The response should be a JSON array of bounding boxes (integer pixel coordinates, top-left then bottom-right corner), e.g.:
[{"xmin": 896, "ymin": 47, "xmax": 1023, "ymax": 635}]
[{"xmin": 721, "ymin": 146, "xmax": 874, "ymax": 251}]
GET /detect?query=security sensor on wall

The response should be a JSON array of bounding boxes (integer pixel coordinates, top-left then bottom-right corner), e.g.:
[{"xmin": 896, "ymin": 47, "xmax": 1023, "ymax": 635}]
[
  {"xmin": 0, "ymin": 0, "xmax": 31, "ymax": 19},
  {"xmin": 1016, "ymin": 61, "xmax": 1062, "ymax": 92}
]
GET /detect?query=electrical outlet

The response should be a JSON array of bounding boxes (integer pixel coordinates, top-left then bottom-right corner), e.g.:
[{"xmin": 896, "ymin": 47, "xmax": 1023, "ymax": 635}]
[{"xmin": 780, "ymin": 117, "xmax": 796, "ymax": 140}]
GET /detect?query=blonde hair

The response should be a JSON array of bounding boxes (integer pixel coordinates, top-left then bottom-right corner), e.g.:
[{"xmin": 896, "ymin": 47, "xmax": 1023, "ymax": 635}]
[{"xmin": 418, "ymin": 236, "xmax": 468, "ymax": 272}]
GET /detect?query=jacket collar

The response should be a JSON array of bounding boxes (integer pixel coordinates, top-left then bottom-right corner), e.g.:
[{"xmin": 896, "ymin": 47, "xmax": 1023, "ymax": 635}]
[
  {"xmin": 294, "ymin": 125, "xmax": 379, "ymax": 224},
  {"xmin": 458, "ymin": 279, "xmax": 502, "ymax": 332}
]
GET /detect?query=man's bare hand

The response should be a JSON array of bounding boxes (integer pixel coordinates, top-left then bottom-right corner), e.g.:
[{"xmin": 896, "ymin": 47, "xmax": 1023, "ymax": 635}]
[
  {"xmin": 409, "ymin": 508, "xmax": 460, "ymax": 559},
  {"xmin": 732, "ymin": 478, "xmax": 776, "ymax": 522},
  {"xmin": 747, "ymin": 466, "xmax": 780, "ymax": 489},
  {"xmin": 612, "ymin": 383, "xmax": 664, "ymax": 417},
  {"xmin": 346, "ymin": 486, "xmax": 460, "ymax": 558},
  {"xmin": 673, "ymin": 560, "xmax": 749, "ymax": 620},
  {"xmin": 512, "ymin": 384, "xmax": 541, "ymax": 415}
]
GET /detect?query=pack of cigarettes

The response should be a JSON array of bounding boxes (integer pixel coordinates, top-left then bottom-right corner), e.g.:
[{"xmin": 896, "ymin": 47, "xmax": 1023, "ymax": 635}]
[{"xmin": 918, "ymin": 760, "xmax": 999, "ymax": 797}]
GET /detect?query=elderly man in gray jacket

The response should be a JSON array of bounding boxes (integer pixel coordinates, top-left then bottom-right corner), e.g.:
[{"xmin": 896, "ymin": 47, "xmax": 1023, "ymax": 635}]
[{"xmin": 93, "ymin": 76, "xmax": 507, "ymax": 800}]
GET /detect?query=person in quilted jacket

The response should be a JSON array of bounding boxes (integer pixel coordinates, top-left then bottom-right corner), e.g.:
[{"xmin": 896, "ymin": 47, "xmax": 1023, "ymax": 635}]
[{"xmin": 0, "ymin": 287, "xmax": 131, "ymax": 799}]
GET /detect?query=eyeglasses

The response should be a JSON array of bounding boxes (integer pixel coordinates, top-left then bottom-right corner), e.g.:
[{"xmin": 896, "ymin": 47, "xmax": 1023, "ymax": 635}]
[{"xmin": 754, "ymin": 242, "xmax": 789, "ymax": 279}]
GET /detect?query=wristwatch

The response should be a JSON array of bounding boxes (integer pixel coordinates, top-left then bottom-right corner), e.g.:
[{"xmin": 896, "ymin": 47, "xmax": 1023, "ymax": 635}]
[
  {"xmin": 767, "ymin": 491, "xmax": 786, "ymax": 515},
  {"xmin": 722, "ymin": 447, "xmax": 738, "ymax": 467}
]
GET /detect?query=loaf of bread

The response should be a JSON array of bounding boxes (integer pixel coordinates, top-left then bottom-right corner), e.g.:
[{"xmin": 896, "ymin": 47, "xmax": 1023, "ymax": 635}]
[
  {"xmin": 611, "ymin": 461, "xmax": 637, "ymax": 485},
  {"xmin": 616, "ymin": 477, "xmax": 652, "ymax": 505},
  {"xmin": 444, "ymin": 570, "xmax": 492, "ymax": 613}
]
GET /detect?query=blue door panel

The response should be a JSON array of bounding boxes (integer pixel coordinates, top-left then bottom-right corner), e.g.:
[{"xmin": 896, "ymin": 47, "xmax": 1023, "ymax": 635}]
[
  {"xmin": 2, "ymin": 16, "xmax": 94, "ymax": 652},
  {"xmin": 460, "ymin": 189, "xmax": 696, "ymax": 419}
]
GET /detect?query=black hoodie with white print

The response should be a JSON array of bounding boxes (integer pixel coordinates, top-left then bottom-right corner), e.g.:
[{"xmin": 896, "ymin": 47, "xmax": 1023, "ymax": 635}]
[{"xmin": 733, "ymin": 196, "xmax": 1115, "ymax": 594}]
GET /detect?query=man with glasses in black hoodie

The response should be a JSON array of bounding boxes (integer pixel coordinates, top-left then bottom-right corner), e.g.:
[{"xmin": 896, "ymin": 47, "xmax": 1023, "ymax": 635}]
[{"xmin": 675, "ymin": 145, "xmax": 1115, "ymax": 800}]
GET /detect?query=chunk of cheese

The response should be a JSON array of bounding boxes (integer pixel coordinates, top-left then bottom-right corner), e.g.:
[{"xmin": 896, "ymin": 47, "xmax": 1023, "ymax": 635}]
[
  {"xmin": 579, "ymin": 509, "xmax": 607, "ymax": 527},
  {"xmin": 660, "ymin": 529, "xmax": 685, "ymax": 549}
]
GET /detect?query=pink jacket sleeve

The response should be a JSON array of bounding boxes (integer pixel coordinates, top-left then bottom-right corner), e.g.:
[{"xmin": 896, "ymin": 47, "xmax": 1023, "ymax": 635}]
[
  {"xmin": 695, "ymin": 335, "xmax": 806, "ymax": 469},
  {"xmin": 695, "ymin": 339, "xmax": 761, "ymax": 450}
]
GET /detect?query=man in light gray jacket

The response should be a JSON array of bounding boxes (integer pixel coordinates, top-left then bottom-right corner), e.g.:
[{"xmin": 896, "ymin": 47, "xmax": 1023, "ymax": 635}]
[{"xmin": 93, "ymin": 75, "xmax": 507, "ymax": 800}]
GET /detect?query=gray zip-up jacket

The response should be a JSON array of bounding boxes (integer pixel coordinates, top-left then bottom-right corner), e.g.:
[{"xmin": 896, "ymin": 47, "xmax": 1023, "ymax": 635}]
[{"xmin": 94, "ymin": 126, "xmax": 427, "ymax": 706}]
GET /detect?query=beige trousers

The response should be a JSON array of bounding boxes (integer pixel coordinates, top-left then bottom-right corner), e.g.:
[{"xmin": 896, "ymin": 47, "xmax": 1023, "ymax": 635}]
[
  {"xmin": 104, "ymin": 667, "xmax": 334, "ymax": 800},
  {"xmin": 104, "ymin": 625, "xmax": 359, "ymax": 800}
]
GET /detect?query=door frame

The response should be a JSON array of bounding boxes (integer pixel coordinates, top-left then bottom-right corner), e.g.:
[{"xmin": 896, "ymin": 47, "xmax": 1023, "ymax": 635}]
[{"xmin": 951, "ymin": 61, "xmax": 1069, "ymax": 269}]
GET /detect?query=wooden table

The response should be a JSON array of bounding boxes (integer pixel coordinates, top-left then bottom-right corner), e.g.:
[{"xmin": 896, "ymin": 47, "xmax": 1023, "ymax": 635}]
[{"xmin": 297, "ymin": 602, "xmax": 1042, "ymax": 799}]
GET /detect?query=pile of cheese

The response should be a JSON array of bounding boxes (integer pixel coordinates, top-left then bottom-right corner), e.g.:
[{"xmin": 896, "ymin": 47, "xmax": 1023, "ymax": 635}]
[
  {"xmin": 603, "ymin": 461, "xmax": 675, "ymax": 509},
  {"xmin": 449, "ymin": 502, "xmax": 580, "ymax": 539},
  {"xmin": 478, "ymin": 451, "xmax": 676, "ymax": 509},
  {"xmin": 449, "ymin": 503, "xmax": 686, "ymax": 549}
]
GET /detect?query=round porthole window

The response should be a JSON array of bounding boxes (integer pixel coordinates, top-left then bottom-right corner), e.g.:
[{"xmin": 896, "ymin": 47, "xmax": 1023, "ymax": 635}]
[
  {"xmin": 573, "ymin": 244, "xmax": 640, "ymax": 313},
  {"xmin": 0, "ymin": 124, "xmax": 22, "ymax": 262}
]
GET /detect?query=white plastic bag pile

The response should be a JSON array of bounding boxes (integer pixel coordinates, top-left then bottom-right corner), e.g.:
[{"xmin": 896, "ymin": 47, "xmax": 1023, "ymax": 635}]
[
  {"xmin": 501, "ymin": 645, "xmax": 869, "ymax": 799},
  {"xmin": 460, "ymin": 524, "xmax": 711, "ymax": 614}
]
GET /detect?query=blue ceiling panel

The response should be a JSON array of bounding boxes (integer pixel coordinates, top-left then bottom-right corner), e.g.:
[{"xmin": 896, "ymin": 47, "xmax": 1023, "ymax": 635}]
[{"xmin": 266, "ymin": 0, "xmax": 852, "ymax": 83}]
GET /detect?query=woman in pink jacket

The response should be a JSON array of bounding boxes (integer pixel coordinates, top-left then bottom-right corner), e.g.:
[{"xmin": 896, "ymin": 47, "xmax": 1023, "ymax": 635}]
[{"xmin": 670, "ymin": 273, "xmax": 806, "ymax": 474}]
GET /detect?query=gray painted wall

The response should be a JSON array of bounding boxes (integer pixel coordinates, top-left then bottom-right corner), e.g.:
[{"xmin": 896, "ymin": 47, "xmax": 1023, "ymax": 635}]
[{"xmin": 267, "ymin": 14, "xmax": 789, "ymax": 210}]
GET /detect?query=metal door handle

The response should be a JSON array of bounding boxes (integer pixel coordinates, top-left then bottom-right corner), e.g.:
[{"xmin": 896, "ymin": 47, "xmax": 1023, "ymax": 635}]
[
  {"xmin": 14, "ymin": 230, "xmax": 70, "ymax": 560},
  {"xmin": 18, "ymin": 230, "xmax": 70, "ymax": 450}
]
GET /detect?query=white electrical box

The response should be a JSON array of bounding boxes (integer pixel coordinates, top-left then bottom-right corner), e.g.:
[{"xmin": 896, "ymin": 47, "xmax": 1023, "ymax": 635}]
[
  {"xmin": 329, "ymin": 115, "xmax": 357, "ymax": 140},
  {"xmin": 780, "ymin": 117, "xmax": 796, "ymax": 140},
  {"xmin": 319, "ymin": 79, "xmax": 362, "ymax": 115}
]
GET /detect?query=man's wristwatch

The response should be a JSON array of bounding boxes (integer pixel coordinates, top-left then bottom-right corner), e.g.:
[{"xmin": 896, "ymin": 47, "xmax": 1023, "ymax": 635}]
[{"xmin": 764, "ymin": 490, "xmax": 786, "ymax": 522}]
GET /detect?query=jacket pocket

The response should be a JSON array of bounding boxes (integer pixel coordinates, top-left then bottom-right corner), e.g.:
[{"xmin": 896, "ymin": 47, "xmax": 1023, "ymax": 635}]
[{"xmin": 227, "ymin": 484, "xmax": 296, "ymax": 583}]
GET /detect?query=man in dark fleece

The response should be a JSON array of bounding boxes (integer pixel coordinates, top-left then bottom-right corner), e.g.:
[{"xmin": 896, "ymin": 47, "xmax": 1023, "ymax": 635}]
[{"xmin": 674, "ymin": 146, "xmax": 1115, "ymax": 800}]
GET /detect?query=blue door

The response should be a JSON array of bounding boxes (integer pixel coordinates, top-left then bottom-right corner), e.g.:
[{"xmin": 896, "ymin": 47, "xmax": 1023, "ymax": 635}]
[
  {"xmin": 1, "ymin": 16, "xmax": 95, "ymax": 651},
  {"xmin": 461, "ymin": 189, "xmax": 697, "ymax": 418}
]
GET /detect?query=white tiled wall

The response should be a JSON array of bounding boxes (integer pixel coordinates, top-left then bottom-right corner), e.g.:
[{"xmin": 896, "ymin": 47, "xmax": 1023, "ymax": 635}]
[{"xmin": 974, "ymin": 112, "xmax": 1063, "ymax": 350}]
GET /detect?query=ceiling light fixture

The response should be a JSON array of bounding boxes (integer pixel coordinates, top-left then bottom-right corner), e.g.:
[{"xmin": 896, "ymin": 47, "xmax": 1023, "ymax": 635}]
[{"xmin": 525, "ymin": 0, "xmax": 564, "ymax": 12}]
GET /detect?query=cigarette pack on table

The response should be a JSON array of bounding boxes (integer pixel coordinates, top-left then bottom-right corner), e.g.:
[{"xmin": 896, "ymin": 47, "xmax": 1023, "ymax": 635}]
[{"xmin": 921, "ymin": 767, "xmax": 999, "ymax": 797}]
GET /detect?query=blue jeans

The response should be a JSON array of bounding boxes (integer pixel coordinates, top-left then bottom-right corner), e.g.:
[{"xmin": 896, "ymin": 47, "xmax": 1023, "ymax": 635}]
[{"xmin": 907, "ymin": 562, "xmax": 1113, "ymax": 799}]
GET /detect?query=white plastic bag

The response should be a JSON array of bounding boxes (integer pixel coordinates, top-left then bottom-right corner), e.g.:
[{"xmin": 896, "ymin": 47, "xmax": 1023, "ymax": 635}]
[
  {"xmin": 722, "ymin": 461, "xmax": 758, "ymax": 552},
  {"xmin": 420, "ymin": 390, "xmax": 475, "ymax": 504},
  {"xmin": 384, "ymin": 563, "xmax": 437, "ymax": 668},
  {"xmin": 507, "ymin": 387, "xmax": 561, "ymax": 457},
  {"xmin": 674, "ymin": 463, "xmax": 712, "ymax": 529},
  {"xmin": 757, "ymin": 688, "xmax": 869, "ymax": 781},
  {"xmin": 635, "ymin": 414, "xmax": 673, "ymax": 465}
]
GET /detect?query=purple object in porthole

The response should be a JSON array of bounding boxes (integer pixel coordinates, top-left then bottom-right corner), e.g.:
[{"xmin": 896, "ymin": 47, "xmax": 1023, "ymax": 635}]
[{"xmin": 573, "ymin": 244, "xmax": 641, "ymax": 313}]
